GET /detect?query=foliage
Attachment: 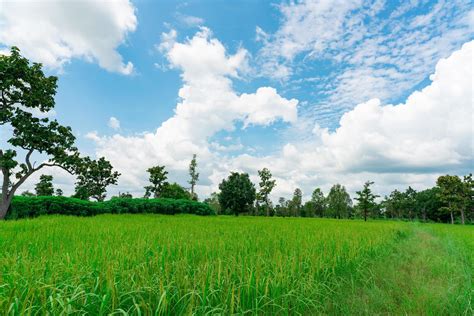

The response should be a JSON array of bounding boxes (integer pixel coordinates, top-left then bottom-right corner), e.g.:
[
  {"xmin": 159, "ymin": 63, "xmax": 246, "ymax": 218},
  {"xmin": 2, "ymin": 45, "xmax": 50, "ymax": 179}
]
[
  {"xmin": 35, "ymin": 174, "xmax": 54, "ymax": 196},
  {"xmin": 436, "ymin": 175, "xmax": 464, "ymax": 224},
  {"xmin": 188, "ymin": 154, "xmax": 199, "ymax": 200},
  {"xmin": 0, "ymin": 47, "xmax": 85, "ymax": 218},
  {"xmin": 73, "ymin": 157, "xmax": 120, "ymax": 202},
  {"xmin": 55, "ymin": 188, "xmax": 63, "ymax": 196},
  {"xmin": 326, "ymin": 184, "xmax": 352, "ymax": 219},
  {"xmin": 203, "ymin": 192, "xmax": 221, "ymax": 215},
  {"xmin": 289, "ymin": 188, "xmax": 302, "ymax": 217},
  {"xmin": 144, "ymin": 165, "xmax": 168, "ymax": 198},
  {"xmin": 7, "ymin": 196, "xmax": 214, "ymax": 219},
  {"xmin": 354, "ymin": 181, "xmax": 379, "ymax": 221},
  {"xmin": 218, "ymin": 172, "xmax": 256, "ymax": 216},
  {"xmin": 161, "ymin": 182, "xmax": 192, "ymax": 200},
  {"xmin": 256, "ymin": 168, "xmax": 276, "ymax": 216}
]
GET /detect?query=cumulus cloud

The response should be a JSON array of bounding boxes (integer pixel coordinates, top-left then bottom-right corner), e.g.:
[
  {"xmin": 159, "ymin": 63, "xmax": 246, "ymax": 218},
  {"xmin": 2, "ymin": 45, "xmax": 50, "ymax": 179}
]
[
  {"xmin": 108, "ymin": 117, "xmax": 121, "ymax": 130},
  {"xmin": 87, "ymin": 28, "xmax": 298, "ymax": 195},
  {"xmin": 0, "ymin": 0, "xmax": 137, "ymax": 74}
]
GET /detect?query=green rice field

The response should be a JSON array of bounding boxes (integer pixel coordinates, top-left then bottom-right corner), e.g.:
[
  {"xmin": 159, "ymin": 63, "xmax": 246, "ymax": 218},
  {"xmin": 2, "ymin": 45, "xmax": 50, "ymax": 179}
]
[{"xmin": 0, "ymin": 215, "xmax": 472, "ymax": 315}]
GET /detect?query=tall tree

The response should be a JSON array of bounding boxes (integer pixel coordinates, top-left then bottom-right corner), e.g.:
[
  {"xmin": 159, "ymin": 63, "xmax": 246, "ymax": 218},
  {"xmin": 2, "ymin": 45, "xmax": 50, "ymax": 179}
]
[
  {"xmin": 257, "ymin": 168, "xmax": 276, "ymax": 216},
  {"xmin": 0, "ymin": 47, "xmax": 84, "ymax": 219},
  {"xmin": 354, "ymin": 181, "xmax": 379, "ymax": 221},
  {"xmin": 326, "ymin": 184, "xmax": 352, "ymax": 219},
  {"xmin": 436, "ymin": 175, "xmax": 464, "ymax": 224},
  {"xmin": 35, "ymin": 174, "xmax": 54, "ymax": 196},
  {"xmin": 311, "ymin": 188, "xmax": 326, "ymax": 217},
  {"xmin": 144, "ymin": 165, "xmax": 168, "ymax": 198},
  {"xmin": 188, "ymin": 154, "xmax": 199, "ymax": 200},
  {"xmin": 74, "ymin": 157, "xmax": 120, "ymax": 202},
  {"xmin": 290, "ymin": 188, "xmax": 303, "ymax": 217},
  {"xmin": 218, "ymin": 172, "xmax": 256, "ymax": 216}
]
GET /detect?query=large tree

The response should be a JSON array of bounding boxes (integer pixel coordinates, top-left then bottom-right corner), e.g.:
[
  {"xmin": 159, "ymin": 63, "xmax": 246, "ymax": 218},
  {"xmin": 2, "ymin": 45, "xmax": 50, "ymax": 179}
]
[
  {"xmin": 326, "ymin": 184, "xmax": 352, "ymax": 219},
  {"xmin": 144, "ymin": 165, "xmax": 168, "ymax": 198},
  {"xmin": 188, "ymin": 154, "xmax": 199, "ymax": 200},
  {"xmin": 218, "ymin": 172, "xmax": 256, "ymax": 216},
  {"xmin": 35, "ymin": 174, "xmax": 54, "ymax": 196},
  {"xmin": 73, "ymin": 157, "xmax": 120, "ymax": 202},
  {"xmin": 289, "ymin": 188, "xmax": 302, "ymax": 217},
  {"xmin": 436, "ymin": 175, "xmax": 464, "ymax": 224},
  {"xmin": 256, "ymin": 167, "xmax": 276, "ymax": 216},
  {"xmin": 354, "ymin": 181, "xmax": 379, "ymax": 221},
  {"xmin": 0, "ymin": 47, "xmax": 84, "ymax": 219}
]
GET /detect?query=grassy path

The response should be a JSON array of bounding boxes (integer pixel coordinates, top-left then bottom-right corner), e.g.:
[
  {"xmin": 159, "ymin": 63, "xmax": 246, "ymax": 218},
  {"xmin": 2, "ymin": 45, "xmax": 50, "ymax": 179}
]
[{"xmin": 326, "ymin": 224, "xmax": 473, "ymax": 315}]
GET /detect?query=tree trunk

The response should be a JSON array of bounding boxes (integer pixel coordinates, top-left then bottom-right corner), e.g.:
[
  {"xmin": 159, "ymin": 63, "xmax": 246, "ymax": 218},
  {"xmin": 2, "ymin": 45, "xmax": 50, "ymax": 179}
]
[
  {"xmin": 450, "ymin": 210, "xmax": 454, "ymax": 224},
  {"xmin": 460, "ymin": 208, "xmax": 465, "ymax": 225},
  {"xmin": 364, "ymin": 209, "xmax": 367, "ymax": 221},
  {"xmin": 0, "ymin": 194, "xmax": 13, "ymax": 220}
]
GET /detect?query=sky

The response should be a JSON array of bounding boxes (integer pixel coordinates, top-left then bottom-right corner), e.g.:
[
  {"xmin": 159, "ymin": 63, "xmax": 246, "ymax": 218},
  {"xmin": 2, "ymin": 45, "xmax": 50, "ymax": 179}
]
[{"xmin": 0, "ymin": 0, "xmax": 473, "ymax": 201}]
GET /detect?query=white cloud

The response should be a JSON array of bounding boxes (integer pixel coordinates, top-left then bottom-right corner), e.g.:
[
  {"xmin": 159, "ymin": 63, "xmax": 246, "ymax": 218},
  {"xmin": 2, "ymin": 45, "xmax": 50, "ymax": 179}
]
[
  {"xmin": 87, "ymin": 28, "xmax": 298, "ymax": 195},
  {"xmin": 258, "ymin": 0, "xmax": 473, "ymax": 127},
  {"xmin": 175, "ymin": 13, "xmax": 204, "ymax": 27},
  {"xmin": 108, "ymin": 117, "xmax": 121, "ymax": 130},
  {"xmin": 0, "ymin": 0, "xmax": 137, "ymax": 74}
]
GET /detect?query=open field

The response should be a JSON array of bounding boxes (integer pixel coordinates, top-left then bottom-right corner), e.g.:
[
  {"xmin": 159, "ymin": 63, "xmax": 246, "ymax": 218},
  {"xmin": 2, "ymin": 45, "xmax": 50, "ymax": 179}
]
[{"xmin": 0, "ymin": 215, "xmax": 472, "ymax": 315}]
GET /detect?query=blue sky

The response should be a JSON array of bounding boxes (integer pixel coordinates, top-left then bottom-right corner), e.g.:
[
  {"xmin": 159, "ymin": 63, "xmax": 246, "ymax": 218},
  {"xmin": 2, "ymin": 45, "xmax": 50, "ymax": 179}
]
[{"xmin": 0, "ymin": 0, "xmax": 472, "ymax": 199}]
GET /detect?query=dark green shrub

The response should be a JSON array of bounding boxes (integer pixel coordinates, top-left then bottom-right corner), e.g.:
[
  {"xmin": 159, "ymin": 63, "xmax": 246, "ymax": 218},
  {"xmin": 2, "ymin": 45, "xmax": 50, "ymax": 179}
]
[{"xmin": 8, "ymin": 196, "xmax": 215, "ymax": 219}]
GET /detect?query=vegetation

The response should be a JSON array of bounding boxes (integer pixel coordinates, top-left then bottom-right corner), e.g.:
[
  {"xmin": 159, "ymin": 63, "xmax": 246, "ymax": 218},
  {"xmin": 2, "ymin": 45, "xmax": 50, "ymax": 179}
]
[
  {"xmin": 0, "ymin": 215, "xmax": 471, "ymax": 314},
  {"xmin": 7, "ymin": 196, "xmax": 214, "ymax": 219},
  {"xmin": 218, "ymin": 172, "xmax": 256, "ymax": 216},
  {"xmin": 35, "ymin": 174, "xmax": 54, "ymax": 196},
  {"xmin": 188, "ymin": 154, "xmax": 199, "ymax": 200},
  {"xmin": 144, "ymin": 165, "xmax": 168, "ymax": 198}
]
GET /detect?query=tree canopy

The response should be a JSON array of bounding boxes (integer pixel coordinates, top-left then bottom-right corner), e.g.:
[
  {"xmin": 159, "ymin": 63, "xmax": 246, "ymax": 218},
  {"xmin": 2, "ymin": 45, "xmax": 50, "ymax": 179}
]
[{"xmin": 218, "ymin": 172, "xmax": 256, "ymax": 216}]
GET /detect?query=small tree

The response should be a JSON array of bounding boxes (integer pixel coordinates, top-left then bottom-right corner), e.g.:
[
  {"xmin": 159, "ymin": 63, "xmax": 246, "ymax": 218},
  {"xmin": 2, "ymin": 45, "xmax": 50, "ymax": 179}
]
[
  {"xmin": 35, "ymin": 174, "xmax": 54, "ymax": 196},
  {"xmin": 21, "ymin": 190, "xmax": 35, "ymax": 197},
  {"xmin": 436, "ymin": 175, "xmax": 464, "ymax": 224},
  {"xmin": 74, "ymin": 157, "xmax": 120, "ymax": 202},
  {"xmin": 204, "ymin": 192, "xmax": 221, "ymax": 215},
  {"xmin": 161, "ymin": 183, "xmax": 192, "ymax": 200},
  {"xmin": 55, "ymin": 188, "xmax": 63, "ymax": 196},
  {"xmin": 0, "ymin": 47, "xmax": 84, "ymax": 219},
  {"xmin": 218, "ymin": 172, "xmax": 256, "ymax": 216},
  {"xmin": 144, "ymin": 165, "xmax": 168, "ymax": 198},
  {"xmin": 354, "ymin": 181, "xmax": 379, "ymax": 221},
  {"xmin": 257, "ymin": 167, "xmax": 276, "ymax": 216},
  {"xmin": 461, "ymin": 174, "xmax": 473, "ymax": 225},
  {"xmin": 188, "ymin": 154, "xmax": 199, "ymax": 200},
  {"xmin": 326, "ymin": 184, "xmax": 352, "ymax": 219}
]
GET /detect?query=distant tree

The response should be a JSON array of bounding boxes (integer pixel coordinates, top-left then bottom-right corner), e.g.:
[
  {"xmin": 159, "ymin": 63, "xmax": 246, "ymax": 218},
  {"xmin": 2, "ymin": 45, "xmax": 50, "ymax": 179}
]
[
  {"xmin": 73, "ymin": 157, "xmax": 120, "ymax": 202},
  {"xmin": 289, "ymin": 188, "xmax": 303, "ymax": 217},
  {"xmin": 161, "ymin": 183, "xmax": 192, "ymax": 200},
  {"xmin": 117, "ymin": 192, "xmax": 133, "ymax": 198},
  {"xmin": 326, "ymin": 184, "xmax": 352, "ymax": 219},
  {"xmin": 55, "ymin": 188, "xmax": 63, "ymax": 197},
  {"xmin": 354, "ymin": 181, "xmax": 379, "ymax": 221},
  {"xmin": 383, "ymin": 189, "xmax": 404, "ymax": 219},
  {"xmin": 461, "ymin": 174, "xmax": 473, "ymax": 224},
  {"xmin": 275, "ymin": 197, "xmax": 289, "ymax": 217},
  {"xmin": 256, "ymin": 168, "xmax": 276, "ymax": 216},
  {"xmin": 144, "ymin": 165, "xmax": 168, "ymax": 198},
  {"xmin": 0, "ymin": 47, "xmax": 84, "ymax": 219},
  {"xmin": 21, "ymin": 190, "xmax": 35, "ymax": 197},
  {"xmin": 204, "ymin": 192, "xmax": 221, "ymax": 215},
  {"xmin": 218, "ymin": 172, "xmax": 256, "ymax": 216},
  {"xmin": 415, "ymin": 188, "xmax": 442, "ymax": 222},
  {"xmin": 311, "ymin": 188, "xmax": 326, "ymax": 217},
  {"xmin": 35, "ymin": 175, "xmax": 54, "ymax": 196},
  {"xmin": 403, "ymin": 186, "xmax": 417, "ymax": 220},
  {"xmin": 436, "ymin": 175, "xmax": 464, "ymax": 224},
  {"xmin": 188, "ymin": 154, "xmax": 199, "ymax": 200}
]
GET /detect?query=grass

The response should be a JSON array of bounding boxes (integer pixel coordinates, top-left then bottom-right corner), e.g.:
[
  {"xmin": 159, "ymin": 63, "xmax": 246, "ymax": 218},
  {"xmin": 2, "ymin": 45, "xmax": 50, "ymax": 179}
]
[{"xmin": 0, "ymin": 214, "xmax": 471, "ymax": 315}]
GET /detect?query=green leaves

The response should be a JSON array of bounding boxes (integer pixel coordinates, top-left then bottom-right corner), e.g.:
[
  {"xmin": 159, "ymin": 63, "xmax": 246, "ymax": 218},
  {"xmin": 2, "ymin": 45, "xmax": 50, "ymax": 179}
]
[
  {"xmin": 218, "ymin": 172, "xmax": 256, "ymax": 216},
  {"xmin": 74, "ymin": 157, "xmax": 120, "ymax": 202}
]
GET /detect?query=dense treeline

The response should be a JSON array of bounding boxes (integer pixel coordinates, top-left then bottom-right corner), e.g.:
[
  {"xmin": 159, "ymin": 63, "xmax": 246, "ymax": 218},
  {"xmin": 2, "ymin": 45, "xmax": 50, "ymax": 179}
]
[
  {"xmin": 206, "ymin": 171, "xmax": 473, "ymax": 225},
  {"xmin": 7, "ymin": 196, "xmax": 213, "ymax": 219}
]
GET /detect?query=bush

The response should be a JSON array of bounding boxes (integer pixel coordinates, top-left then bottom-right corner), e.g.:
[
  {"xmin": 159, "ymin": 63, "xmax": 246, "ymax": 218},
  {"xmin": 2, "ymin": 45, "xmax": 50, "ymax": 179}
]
[{"xmin": 7, "ymin": 196, "xmax": 215, "ymax": 219}]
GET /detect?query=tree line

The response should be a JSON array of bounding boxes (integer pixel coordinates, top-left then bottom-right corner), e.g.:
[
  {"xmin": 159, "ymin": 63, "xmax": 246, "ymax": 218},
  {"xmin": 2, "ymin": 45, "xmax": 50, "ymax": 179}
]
[{"xmin": 1, "ymin": 47, "xmax": 472, "ymax": 224}]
